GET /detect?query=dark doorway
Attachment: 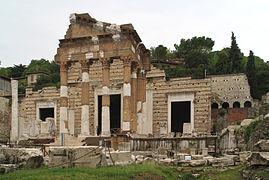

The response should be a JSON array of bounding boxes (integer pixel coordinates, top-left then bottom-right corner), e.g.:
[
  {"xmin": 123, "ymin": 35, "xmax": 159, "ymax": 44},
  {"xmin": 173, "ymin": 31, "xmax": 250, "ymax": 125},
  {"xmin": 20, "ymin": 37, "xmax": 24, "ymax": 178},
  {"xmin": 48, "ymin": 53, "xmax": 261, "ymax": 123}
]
[
  {"xmin": 110, "ymin": 94, "xmax": 121, "ymax": 134},
  {"xmin": 39, "ymin": 108, "xmax": 54, "ymax": 121},
  {"xmin": 97, "ymin": 95, "xmax": 102, "ymax": 136},
  {"xmin": 97, "ymin": 94, "xmax": 121, "ymax": 135},
  {"xmin": 171, "ymin": 101, "xmax": 190, "ymax": 133}
]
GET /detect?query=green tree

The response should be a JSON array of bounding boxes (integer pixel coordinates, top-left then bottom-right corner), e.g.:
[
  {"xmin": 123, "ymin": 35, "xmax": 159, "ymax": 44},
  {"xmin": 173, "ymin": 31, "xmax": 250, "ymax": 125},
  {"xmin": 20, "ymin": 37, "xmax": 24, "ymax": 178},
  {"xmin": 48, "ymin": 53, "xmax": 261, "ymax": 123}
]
[
  {"xmin": 8, "ymin": 64, "xmax": 27, "ymax": 78},
  {"xmin": 0, "ymin": 67, "xmax": 10, "ymax": 77},
  {"xmin": 230, "ymin": 32, "xmax": 243, "ymax": 73},
  {"xmin": 174, "ymin": 36, "xmax": 214, "ymax": 68},
  {"xmin": 150, "ymin": 45, "xmax": 168, "ymax": 60},
  {"xmin": 246, "ymin": 50, "xmax": 258, "ymax": 99},
  {"xmin": 215, "ymin": 49, "xmax": 230, "ymax": 74},
  {"xmin": 24, "ymin": 59, "xmax": 52, "ymax": 75}
]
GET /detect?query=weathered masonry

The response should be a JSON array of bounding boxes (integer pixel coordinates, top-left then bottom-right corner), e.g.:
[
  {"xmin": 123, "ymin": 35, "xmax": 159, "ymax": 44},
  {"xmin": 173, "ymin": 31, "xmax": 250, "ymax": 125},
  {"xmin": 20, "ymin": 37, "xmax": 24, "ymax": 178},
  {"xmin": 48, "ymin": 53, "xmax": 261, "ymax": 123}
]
[
  {"xmin": 9, "ymin": 13, "xmax": 254, "ymax": 141},
  {"xmin": 54, "ymin": 13, "xmax": 150, "ymax": 136}
]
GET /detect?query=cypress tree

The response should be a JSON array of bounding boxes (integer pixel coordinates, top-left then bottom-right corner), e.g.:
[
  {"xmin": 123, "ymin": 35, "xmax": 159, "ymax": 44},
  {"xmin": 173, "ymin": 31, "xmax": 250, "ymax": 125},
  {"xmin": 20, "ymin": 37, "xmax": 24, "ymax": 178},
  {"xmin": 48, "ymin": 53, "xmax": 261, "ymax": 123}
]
[
  {"xmin": 246, "ymin": 50, "xmax": 258, "ymax": 99},
  {"xmin": 230, "ymin": 32, "xmax": 243, "ymax": 73}
]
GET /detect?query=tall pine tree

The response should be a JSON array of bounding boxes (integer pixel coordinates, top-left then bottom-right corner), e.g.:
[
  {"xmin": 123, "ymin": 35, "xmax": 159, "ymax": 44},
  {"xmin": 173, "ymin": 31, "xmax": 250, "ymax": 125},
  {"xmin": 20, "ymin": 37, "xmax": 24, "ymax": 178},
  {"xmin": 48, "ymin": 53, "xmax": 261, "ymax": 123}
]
[
  {"xmin": 230, "ymin": 32, "xmax": 243, "ymax": 73},
  {"xmin": 246, "ymin": 50, "xmax": 258, "ymax": 99}
]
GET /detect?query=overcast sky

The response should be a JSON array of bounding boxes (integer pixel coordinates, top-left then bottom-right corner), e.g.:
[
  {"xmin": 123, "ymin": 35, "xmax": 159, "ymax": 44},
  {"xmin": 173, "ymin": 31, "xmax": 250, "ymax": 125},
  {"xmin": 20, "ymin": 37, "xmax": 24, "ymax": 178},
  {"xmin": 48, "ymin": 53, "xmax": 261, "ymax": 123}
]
[{"xmin": 0, "ymin": 0, "xmax": 268, "ymax": 67}]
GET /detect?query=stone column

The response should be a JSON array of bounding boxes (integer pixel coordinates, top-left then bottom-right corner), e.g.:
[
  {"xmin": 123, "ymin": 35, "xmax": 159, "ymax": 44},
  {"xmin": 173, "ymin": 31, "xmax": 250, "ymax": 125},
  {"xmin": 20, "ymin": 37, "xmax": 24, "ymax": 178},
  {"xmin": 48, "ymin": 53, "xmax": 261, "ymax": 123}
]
[
  {"xmin": 122, "ymin": 57, "xmax": 132, "ymax": 132},
  {"xmin": 137, "ymin": 70, "xmax": 146, "ymax": 134},
  {"xmin": 10, "ymin": 79, "xmax": 18, "ymax": 142},
  {"xmin": 130, "ymin": 65, "xmax": 138, "ymax": 132},
  {"xmin": 80, "ymin": 60, "xmax": 90, "ymax": 135},
  {"xmin": 59, "ymin": 62, "xmax": 69, "ymax": 134},
  {"xmin": 101, "ymin": 58, "xmax": 111, "ymax": 136}
]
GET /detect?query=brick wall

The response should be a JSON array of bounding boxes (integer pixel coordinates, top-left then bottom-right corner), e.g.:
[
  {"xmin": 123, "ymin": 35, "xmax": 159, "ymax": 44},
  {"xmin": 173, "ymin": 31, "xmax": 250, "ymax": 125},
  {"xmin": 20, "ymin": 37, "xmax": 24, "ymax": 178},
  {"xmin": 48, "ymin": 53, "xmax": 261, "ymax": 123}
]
[
  {"xmin": 147, "ymin": 66, "xmax": 212, "ymax": 134},
  {"xmin": 227, "ymin": 108, "xmax": 248, "ymax": 123}
]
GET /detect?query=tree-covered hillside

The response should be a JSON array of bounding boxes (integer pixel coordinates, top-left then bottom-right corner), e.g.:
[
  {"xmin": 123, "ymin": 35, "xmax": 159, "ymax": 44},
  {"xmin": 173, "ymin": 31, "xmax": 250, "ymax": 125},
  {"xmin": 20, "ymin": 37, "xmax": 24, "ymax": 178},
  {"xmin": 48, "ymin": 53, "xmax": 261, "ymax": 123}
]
[{"xmin": 150, "ymin": 33, "xmax": 269, "ymax": 99}]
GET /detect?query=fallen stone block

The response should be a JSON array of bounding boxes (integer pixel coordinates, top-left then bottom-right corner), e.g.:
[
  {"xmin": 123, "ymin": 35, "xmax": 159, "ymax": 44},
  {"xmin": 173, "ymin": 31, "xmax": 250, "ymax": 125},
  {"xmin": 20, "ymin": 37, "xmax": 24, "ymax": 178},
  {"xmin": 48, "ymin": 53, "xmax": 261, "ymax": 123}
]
[
  {"xmin": 48, "ymin": 146, "xmax": 102, "ymax": 168},
  {"xmin": 246, "ymin": 152, "xmax": 269, "ymax": 166},
  {"xmin": 0, "ymin": 148, "xmax": 44, "ymax": 169},
  {"xmin": 142, "ymin": 157, "xmax": 155, "ymax": 164},
  {"xmin": 239, "ymin": 151, "xmax": 251, "ymax": 164},
  {"xmin": 240, "ymin": 119, "xmax": 256, "ymax": 127},
  {"xmin": 254, "ymin": 140, "xmax": 269, "ymax": 152},
  {"xmin": 189, "ymin": 160, "xmax": 206, "ymax": 167},
  {"xmin": 0, "ymin": 164, "xmax": 17, "ymax": 174}
]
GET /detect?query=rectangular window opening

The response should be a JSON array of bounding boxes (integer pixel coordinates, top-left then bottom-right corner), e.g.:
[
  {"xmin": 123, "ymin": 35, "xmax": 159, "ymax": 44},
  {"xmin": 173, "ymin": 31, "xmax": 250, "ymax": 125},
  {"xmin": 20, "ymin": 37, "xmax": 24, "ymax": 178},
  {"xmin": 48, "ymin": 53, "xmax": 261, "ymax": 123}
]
[{"xmin": 39, "ymin": 108, "xmax": 54, "ymax": 121}]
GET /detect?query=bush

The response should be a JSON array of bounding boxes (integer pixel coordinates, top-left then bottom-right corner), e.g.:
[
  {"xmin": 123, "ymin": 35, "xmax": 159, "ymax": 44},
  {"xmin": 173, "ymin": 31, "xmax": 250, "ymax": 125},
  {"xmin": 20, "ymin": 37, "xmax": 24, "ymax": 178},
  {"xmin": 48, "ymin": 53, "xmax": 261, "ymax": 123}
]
[{"xmin": 244, "ymin": 120, "xmax": 261, "ymax": 142}]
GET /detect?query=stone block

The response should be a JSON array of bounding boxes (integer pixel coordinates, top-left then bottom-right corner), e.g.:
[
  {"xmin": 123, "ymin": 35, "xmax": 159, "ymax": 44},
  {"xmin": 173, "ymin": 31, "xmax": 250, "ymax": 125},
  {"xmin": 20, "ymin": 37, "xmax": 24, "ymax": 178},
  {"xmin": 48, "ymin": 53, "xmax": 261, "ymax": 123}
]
[
  {"xmin": 40, "ymin": 121, "xmax": 49, "ymax": 134},
  {"xmin": 255, "ymin": 140, "xmax": 269, "ymax": 151},
  {"xmin": 247, "ymin": 152, "xmax": 269, "ymax": 166},
  {"xmin": 240, "ymin": 119, "xmax": 256, "ymax": 127},
  {"xmin": 189, "ymin": 159, "xmax": 206, "ymax": 167},
  {"xmin": 190, "ymin": 148, "xmax": 196, "ymax": 156},
  {"xmin": 183, "ymin": 123, "xmax": 191, "ymax": 134},
  {"xmin": 202, "ymin": 148, "xmax": 208, "ymax": 156},
  {"xmin": 0, "ymin": 148, "xmax": 43, "ymax": 169},
  {"xmin": 118, "ymin": 142, "xmax": 131, "ymax": 151}
]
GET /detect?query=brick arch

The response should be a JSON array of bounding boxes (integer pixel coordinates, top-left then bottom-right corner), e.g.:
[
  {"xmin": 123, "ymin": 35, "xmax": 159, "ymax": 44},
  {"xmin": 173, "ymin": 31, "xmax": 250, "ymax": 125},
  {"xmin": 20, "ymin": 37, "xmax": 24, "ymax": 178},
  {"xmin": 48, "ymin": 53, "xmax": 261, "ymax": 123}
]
[
  {"xmin": 222, "ymin": 102, "xmax": 229, "ymax": 109},
  {"xmin": 244, "ymin": 101, "xmax": 252, "ymax": 108},
  {"xmin": 233, "ymin": 101, "xmax": 240, "ymax": 108},
  {"xmin": 211, "ymin": 103, "xmax": 219, "ymax": 109}
]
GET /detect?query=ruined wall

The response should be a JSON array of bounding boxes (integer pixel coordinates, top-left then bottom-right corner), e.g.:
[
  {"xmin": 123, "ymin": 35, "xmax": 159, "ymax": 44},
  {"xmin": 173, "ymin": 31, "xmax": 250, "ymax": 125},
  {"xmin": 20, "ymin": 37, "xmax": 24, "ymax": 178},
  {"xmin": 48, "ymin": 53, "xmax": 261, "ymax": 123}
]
[
  {"xmin": 146, "ymin": 66, "xmax": 212, "ymax": 134},
  {"xmin": 0, "ymin": 97, "xmax": 10, "ymax": 142},
  {"xmin": 22, "ymin": 87, "xmax": 60, "ymax": 138},
  {"xmin": 227, "ymin": 108, "xmax": 248, "ymax": 123},
  {"xmin": 66, "ymin": 58, "xmax": 124, "ymax": 135},
  {"xmin": 210, "ymin": 74, "xmax": 252, "ymax": 108}
]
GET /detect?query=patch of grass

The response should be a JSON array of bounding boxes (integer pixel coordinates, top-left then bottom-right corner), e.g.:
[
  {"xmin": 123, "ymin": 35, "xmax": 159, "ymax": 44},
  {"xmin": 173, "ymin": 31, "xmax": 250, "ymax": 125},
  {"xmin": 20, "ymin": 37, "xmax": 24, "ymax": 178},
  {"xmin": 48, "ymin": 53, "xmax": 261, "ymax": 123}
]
[
  {"xmin": 0, "ymin": 164, "xmax": 179, "ymax": 180},
  {"xmin": 0, "ymin": 164, "xmax": 247, "ymax": 180},
  {"xmin": 199, "ymin": 166, "xmax": 244, "ymax": 180}
]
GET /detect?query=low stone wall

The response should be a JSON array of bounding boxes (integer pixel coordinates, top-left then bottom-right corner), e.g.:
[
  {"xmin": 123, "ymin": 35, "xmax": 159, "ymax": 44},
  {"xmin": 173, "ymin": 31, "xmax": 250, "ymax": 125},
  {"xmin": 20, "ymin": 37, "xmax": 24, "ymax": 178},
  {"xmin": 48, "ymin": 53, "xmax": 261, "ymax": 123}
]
[
  {"xmin": 47, "ymin": 146, "xmax": 103, "ymax": 168},
  {"xmin": 0, "ymin": 97, "xmax": 10, "ymax": 143},
  {"xmin": 0, "ymin": 147, "xmax": 43, "ymax": 169}
]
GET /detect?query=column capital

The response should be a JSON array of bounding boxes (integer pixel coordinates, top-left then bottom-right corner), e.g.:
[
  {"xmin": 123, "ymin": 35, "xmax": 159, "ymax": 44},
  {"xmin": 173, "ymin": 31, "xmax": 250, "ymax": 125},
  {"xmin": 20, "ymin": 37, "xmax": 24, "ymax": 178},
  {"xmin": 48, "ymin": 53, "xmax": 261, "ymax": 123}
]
[
  {"xmin": 80, "ymin": 59, "xmax": 92, "ymax": 72},
  {"xmin": 122, "ymin": 56, "xmax": 132, "ymax": 67},
  {"xmin": 100, "ymin": 57, "xmax": 111, "ymax": 69},
  {"xmin": 59, "ymin": 61, "xmax": 69, "ymax": 72}
]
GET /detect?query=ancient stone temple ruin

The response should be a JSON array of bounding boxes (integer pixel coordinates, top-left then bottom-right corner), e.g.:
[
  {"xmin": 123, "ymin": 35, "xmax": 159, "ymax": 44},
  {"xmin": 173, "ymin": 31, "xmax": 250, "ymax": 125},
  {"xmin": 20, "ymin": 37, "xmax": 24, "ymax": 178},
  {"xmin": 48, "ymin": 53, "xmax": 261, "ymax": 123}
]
[{"xmin": 9, "ymin": 13, "xmax": 255, "ymax": 143}]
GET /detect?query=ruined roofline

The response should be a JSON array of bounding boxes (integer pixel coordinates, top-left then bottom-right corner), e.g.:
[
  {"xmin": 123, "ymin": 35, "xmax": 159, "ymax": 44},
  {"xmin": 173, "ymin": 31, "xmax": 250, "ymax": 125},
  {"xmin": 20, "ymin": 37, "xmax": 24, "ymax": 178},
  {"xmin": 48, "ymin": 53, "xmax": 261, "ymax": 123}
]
[{"xmin": 68, "ymin": 13, "xmax": 143, "ymax": 44}]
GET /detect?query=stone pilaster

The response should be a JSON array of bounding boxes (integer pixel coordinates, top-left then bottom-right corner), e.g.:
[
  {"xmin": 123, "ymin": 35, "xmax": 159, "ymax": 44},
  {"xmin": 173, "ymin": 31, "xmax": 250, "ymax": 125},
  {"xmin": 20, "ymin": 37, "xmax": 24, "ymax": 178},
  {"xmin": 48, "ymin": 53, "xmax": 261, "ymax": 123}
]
[
  {"xmin": 10, "ymin": 79, "xmax": 19, "ymax": 142},
  {"xmin": 101, "ymin": 57, "xmax": 111, "ymax": 136},
  {"xmin": 122, "ymin": 56, "xmax": 132, "ymax": 131},
  {"xmin": 137, "ymin": 70, "xmax": 146, "ymax": 134},
  {"xmin": 131, "ymin": 65, "xmax": 138, "ymax": 132},
  {"xmin": 80, "ymin": 59, "xmax": 90, "ymax": 135},
  {"xmin": 59, "ymin": 62, "xmax": 69, "ymax": 134}
]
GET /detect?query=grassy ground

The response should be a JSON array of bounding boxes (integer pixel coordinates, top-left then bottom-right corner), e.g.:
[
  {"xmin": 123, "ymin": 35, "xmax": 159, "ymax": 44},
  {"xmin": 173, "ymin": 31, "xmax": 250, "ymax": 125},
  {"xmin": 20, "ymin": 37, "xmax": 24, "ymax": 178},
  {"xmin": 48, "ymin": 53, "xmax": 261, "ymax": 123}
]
[{"xmin": 0, "ymin": 164, "xmax": 246, "ymax": 180}]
